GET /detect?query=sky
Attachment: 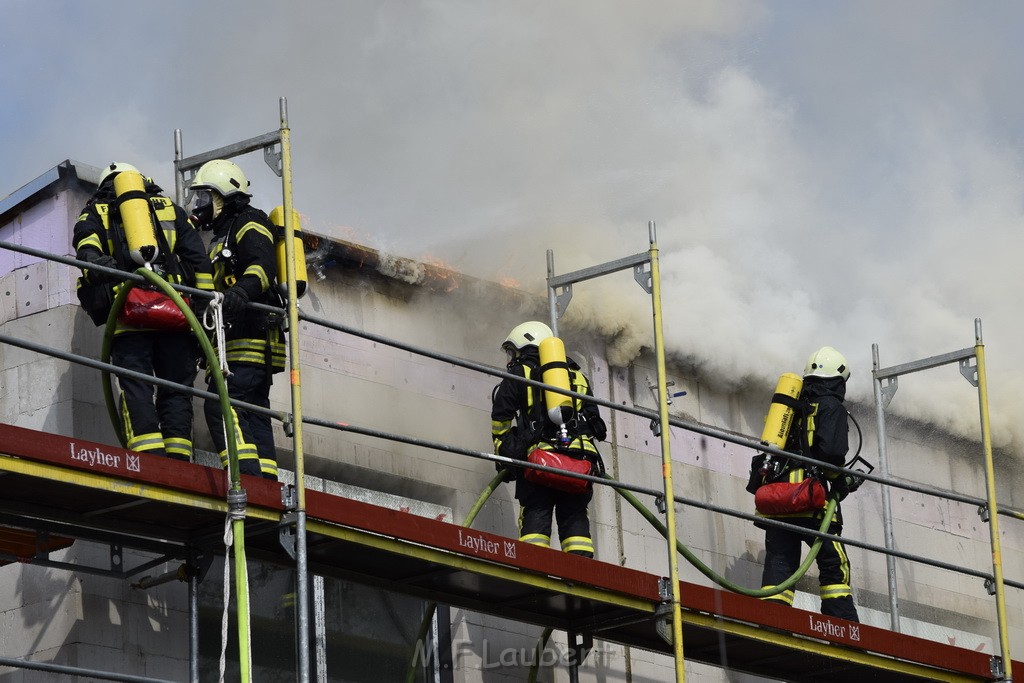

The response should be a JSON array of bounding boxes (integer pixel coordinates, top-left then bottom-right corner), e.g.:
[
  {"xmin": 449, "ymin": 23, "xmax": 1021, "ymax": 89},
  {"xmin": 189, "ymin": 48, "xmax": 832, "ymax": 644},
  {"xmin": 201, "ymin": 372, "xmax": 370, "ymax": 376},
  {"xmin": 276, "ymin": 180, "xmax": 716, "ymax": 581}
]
[{"xmin": 3, "ymin": 1, "xmax": 1024, "ymax": 456}]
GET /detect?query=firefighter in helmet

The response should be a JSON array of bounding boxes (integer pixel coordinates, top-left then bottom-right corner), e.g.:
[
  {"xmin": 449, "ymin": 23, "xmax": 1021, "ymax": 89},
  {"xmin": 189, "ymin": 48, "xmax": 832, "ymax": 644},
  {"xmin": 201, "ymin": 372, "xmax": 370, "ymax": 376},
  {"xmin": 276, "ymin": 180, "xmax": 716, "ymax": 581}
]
[
  {"xmin": 73, "ymin": 162, "xmax": 214, "ymax": 461},
  {"xmin": 490, "ymin": 321, "xmax": 607, "ymax": 558},
  {"xmin": 757, "ymin": 346, "xmax": 859, "ymax": 622},
  {"xmin": 190, "ymin": 159, "xmax": 285, "ymax": 480}
]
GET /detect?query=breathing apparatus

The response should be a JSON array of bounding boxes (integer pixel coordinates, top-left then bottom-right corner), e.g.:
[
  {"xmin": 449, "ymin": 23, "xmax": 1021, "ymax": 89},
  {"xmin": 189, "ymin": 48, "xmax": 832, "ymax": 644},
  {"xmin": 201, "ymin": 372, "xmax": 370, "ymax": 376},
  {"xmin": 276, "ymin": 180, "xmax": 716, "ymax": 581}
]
[
  {"xmin": 269, "ymin": 206, "xmax": 308, "ymax": 301},
  {"xmin": 538, "ymin": 336, "xmax": 574, "ymax": 447},
  {"xmin": 758, "ymin": 372, "xmax": 804, "ymax": 479},
  {"xmin": 191, "ymin": 190, "xmax": 224, "ymax": 229},
  {"xmin": 112, "ymin": 170, "xmax": 160, "ymax": 269}
]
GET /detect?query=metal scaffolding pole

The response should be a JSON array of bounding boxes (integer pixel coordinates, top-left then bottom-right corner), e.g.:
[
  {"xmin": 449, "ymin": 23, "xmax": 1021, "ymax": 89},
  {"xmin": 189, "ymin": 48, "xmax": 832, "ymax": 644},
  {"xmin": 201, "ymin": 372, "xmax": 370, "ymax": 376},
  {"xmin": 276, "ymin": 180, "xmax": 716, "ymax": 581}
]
[
  {"xmin": 278, "ymin": 97, "xmax": 313, "ymax": 683},
  {"xmin": 546, "ymin": 221, "xmax": 686, "ymax": 682},
  {"xmin": 872, "ymin": 344, "xmax": 901, "ymax": 631},
  {"xmin": 872, "ymin": 319, "xmax": 1012, "ymax": 680},
  {"xmin": 174, "ymin": 99, "xmax": 312, "ymax": 681}
]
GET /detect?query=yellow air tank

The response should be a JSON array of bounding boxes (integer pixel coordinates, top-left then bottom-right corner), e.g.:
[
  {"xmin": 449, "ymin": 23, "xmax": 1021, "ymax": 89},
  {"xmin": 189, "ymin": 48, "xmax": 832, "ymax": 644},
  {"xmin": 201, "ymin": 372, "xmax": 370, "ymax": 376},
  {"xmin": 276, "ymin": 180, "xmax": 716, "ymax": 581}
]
[
  {"xmin": 113, "ymin": 170, "xmax": 158, "ymax": 266},
  {"xmin": 760, "ymin": 372, "xmax": 803, "ymax": 449},
  {"xmin": 269, "ymin": 206, "xmax": 308, "ymax": 300},
  {"xmin": 538, "ymin": 336, "xmax": 573, "ymax": 425}
]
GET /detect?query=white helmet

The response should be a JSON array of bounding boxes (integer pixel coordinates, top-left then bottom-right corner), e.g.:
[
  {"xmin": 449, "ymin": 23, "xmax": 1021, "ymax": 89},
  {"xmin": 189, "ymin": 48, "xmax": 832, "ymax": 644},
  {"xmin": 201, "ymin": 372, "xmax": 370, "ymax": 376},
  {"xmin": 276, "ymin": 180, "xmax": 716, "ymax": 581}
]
[
  {"xmin": 190, "ymin": 159, "xmax": 250, "ymax": 198},
  {"xmin": 502, "ymin": 321, "xmax": 553, "ymax": 352},
  {"xmin": 98, "ymin": 161, "xmax": 140, "ymax": 188},
  {"xmin": 804, "ymin": 346, "xmax": 850, "ymax": 380}
]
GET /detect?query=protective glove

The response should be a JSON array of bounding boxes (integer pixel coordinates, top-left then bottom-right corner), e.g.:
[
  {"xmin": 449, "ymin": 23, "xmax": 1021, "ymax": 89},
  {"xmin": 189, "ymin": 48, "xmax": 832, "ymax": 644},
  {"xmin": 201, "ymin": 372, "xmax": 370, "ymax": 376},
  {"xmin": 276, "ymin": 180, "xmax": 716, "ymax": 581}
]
[
  {"xmin": 830, "ymin": 474, "xmax": 863, "ymax": 501},
  {"xmin": 496, "ymin": 427, "xmax": 530, "ymax": 462},
  {"xmin": 83, "ymin": 252, "xmax": 121, "ymax": 284},
  {"xmin": 221, "ymin": 286, "xmax": 249, "ymax": 321}
]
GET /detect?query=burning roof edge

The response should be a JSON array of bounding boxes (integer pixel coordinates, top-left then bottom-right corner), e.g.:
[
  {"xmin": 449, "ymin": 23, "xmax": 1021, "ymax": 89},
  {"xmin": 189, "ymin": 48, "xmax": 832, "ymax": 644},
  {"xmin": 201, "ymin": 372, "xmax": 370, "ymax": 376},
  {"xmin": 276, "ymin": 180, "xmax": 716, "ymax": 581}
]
[{"xmin": 305, "ymin": 233, "xmax": 477, "ymax": 294}]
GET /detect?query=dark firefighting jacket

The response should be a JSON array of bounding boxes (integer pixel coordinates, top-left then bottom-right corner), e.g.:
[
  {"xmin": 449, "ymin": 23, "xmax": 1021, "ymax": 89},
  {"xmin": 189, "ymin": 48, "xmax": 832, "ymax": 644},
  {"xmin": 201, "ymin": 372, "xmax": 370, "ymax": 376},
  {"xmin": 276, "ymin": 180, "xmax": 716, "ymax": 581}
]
[
  {"xmin": 491, "ymin": 348, "xmax": 607, "ymax": 465},
  {"xmin": 73, "ymin": 184, "xmax": 214, "ymax": 333},
  {"xmin": 207, "ymin": 202, "xmax": 285, "ymax": 371}
]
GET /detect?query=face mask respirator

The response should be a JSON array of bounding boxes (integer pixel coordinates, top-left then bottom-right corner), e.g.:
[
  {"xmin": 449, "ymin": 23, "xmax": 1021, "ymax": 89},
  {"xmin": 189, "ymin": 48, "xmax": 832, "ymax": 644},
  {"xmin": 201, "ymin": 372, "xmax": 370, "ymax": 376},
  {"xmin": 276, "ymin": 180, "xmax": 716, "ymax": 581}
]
[{"xmin": 190, "ymin": 190, "xmax": 224, "ymax": 229}]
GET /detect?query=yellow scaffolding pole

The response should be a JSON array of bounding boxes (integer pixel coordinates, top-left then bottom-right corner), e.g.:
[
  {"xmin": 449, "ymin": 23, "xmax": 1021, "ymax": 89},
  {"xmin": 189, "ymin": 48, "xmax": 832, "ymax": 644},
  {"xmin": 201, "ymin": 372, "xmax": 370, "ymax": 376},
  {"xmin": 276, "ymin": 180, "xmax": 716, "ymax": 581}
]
[
  {"xmin": 974, "ymin": 320, "xmax": 1012, "ymax": 681},
  {"xmin": 648, "ymin": 221, "xmax": 686, "ymax": 681},
  {"xmin": 278, "ymin": 97, "xmax": 312, "ymax": 683}
]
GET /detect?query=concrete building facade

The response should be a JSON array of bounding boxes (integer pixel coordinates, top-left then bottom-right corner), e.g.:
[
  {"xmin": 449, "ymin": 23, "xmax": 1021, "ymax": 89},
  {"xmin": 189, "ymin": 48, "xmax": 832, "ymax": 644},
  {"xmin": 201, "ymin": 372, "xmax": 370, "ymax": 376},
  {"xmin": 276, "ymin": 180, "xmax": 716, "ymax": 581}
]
[{"xmin": 0, "ymin": 160, "xmax": 1020, "ymax": 681}]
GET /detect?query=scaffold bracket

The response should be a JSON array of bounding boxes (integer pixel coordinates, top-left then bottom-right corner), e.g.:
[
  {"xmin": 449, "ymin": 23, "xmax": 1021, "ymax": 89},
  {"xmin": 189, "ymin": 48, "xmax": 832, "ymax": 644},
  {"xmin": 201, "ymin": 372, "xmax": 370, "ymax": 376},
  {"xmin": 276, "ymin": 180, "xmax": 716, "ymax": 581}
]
[
  {"xmin": 655, "ymin": 495, "xmax": 666, "ymax": 514},
  {"xmin": 282, "ymin": 485, "xmax": 297, "ymax": 511},
  {"xmin": 264, "ymin": 142, "xmax": 283, "ymax": 177},
  {"xmin": 555, "ymin": 284, "xmax": 573, "ymax": 319},
  {"xmin": 990, "ymin": 654, "xmax": 1004, "ymax": 679},
  {"xmin": 634, "ymin": 262, "xmax": 652, "ymax": 294},
  {"xmin": 880, "ymin": 376, "xmax": 898, "ymax": 409},
  {"xmin": 279, "ymin": 513, "xmax": 298, "ymax": 561},
  {"xmin": 979, "ymin": 504, "xmax": 990, "ymax": 522},
  {"xmin": 960, "ymin": 357, "xmax": 980, "ymax": 388},
  {"xmin": 985, "ymin": 578, "xmax": 996, "ymax": 596},
  {"xmin": 653, "ymin": 601, "xmax": 674, "ymax": 645}
]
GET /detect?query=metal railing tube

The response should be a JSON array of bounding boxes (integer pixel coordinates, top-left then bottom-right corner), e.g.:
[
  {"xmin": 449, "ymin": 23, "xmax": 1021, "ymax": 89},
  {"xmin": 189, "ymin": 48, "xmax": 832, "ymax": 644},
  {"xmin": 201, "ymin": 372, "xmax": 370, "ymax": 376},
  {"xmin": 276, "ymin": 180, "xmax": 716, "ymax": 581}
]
[
  {"xmin": 292, "ymin": 302, "xmax": 1024, "ymax": 519},
  {"xmin": 873, "ymin": 343, "xmax": 901, "ymax": 631},
  {"xmin": 4, "ymin": 240, "xmax": 1022, "ymax": 511},
  {"xmin": 0, "ymin": 655, "xmax": 175, "ymax": 683}
]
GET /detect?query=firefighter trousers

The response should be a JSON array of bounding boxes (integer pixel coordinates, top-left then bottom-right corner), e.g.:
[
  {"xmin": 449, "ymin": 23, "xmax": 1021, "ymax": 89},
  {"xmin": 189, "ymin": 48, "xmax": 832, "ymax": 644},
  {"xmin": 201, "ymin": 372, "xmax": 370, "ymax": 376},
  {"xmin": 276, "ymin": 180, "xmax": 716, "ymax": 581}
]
[
  {"xmin": 205, "ymin": 362, "xmax": 277, "ymax": 480},
  {"xmin": 760, "ymin": 517, "xmax": 859, "ymax": 622},
  {"xmin": 516, "ymin": 478, "xmax": 594, "ymax": 557},
  {"xmin": 111, "ymin": 331, "xmax": 197, "ymax": 462}
]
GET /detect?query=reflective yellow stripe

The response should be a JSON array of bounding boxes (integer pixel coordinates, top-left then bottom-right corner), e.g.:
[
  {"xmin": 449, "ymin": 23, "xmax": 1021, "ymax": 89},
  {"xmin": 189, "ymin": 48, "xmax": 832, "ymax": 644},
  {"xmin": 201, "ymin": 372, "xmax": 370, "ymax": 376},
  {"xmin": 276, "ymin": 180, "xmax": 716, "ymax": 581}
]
[
  {"xmin": 536, "ymin": 438, "xmax": 598, "ymax": 456},
  {"xmin": 834, "ymin": 541, "xmax": 852, "ymax": 584},
  {"xmin": 806, "ymin": 402, "xmax": 819, "ymax": 448},
  {"xmin": 78, "ymin": 234, "xmax": 103, "ymax": 252},
  {"xmin": 236, "ymin": 222, "xmax": 274, "ymax": 244},
  {"xmin": 519, "ymin": 533, "xmax": 550, "ymax": 546},
  {"xmin": 219, "ymin": 445, "xmax": 259, "ymax": 468},
  {"xmin": 243, "ymin": 264, "xmax": 270, "ymax": 291},
  {"xmin": 260, "ymin": 458, "xmax": 278, "ymax": 478},
  {"xmin": 820, "ymin": 583, "xmax": 852, "ymax": 600},
  {"xmin": 195, "ymin": 272, "xmax": 214, "ymax": 290},
  {"xmin": 227, "ymin": 350, "xmax": 266, "ymax": 364},
  {"xmin": 128, "ymin": 433, "xmax": 165, "ymax": 454},
  {"xmin": 760, "ymin": 586, "xmax": 795, "ymax": 605},
  {"xmin": 561, "ymin": 536, "xmax": 593, "ymax": 554},
  {"xmin": 164, "ymin": 437, "xmax": 193, "ymax": 459}
]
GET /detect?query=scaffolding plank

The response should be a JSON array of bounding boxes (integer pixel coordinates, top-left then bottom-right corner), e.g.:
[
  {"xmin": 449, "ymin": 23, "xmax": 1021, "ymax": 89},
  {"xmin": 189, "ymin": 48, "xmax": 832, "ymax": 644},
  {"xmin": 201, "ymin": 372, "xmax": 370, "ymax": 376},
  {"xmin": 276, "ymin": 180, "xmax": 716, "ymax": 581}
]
[{"xmin": 0, "ymin": 423, "xmax": 1011, "ymax": 683}]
